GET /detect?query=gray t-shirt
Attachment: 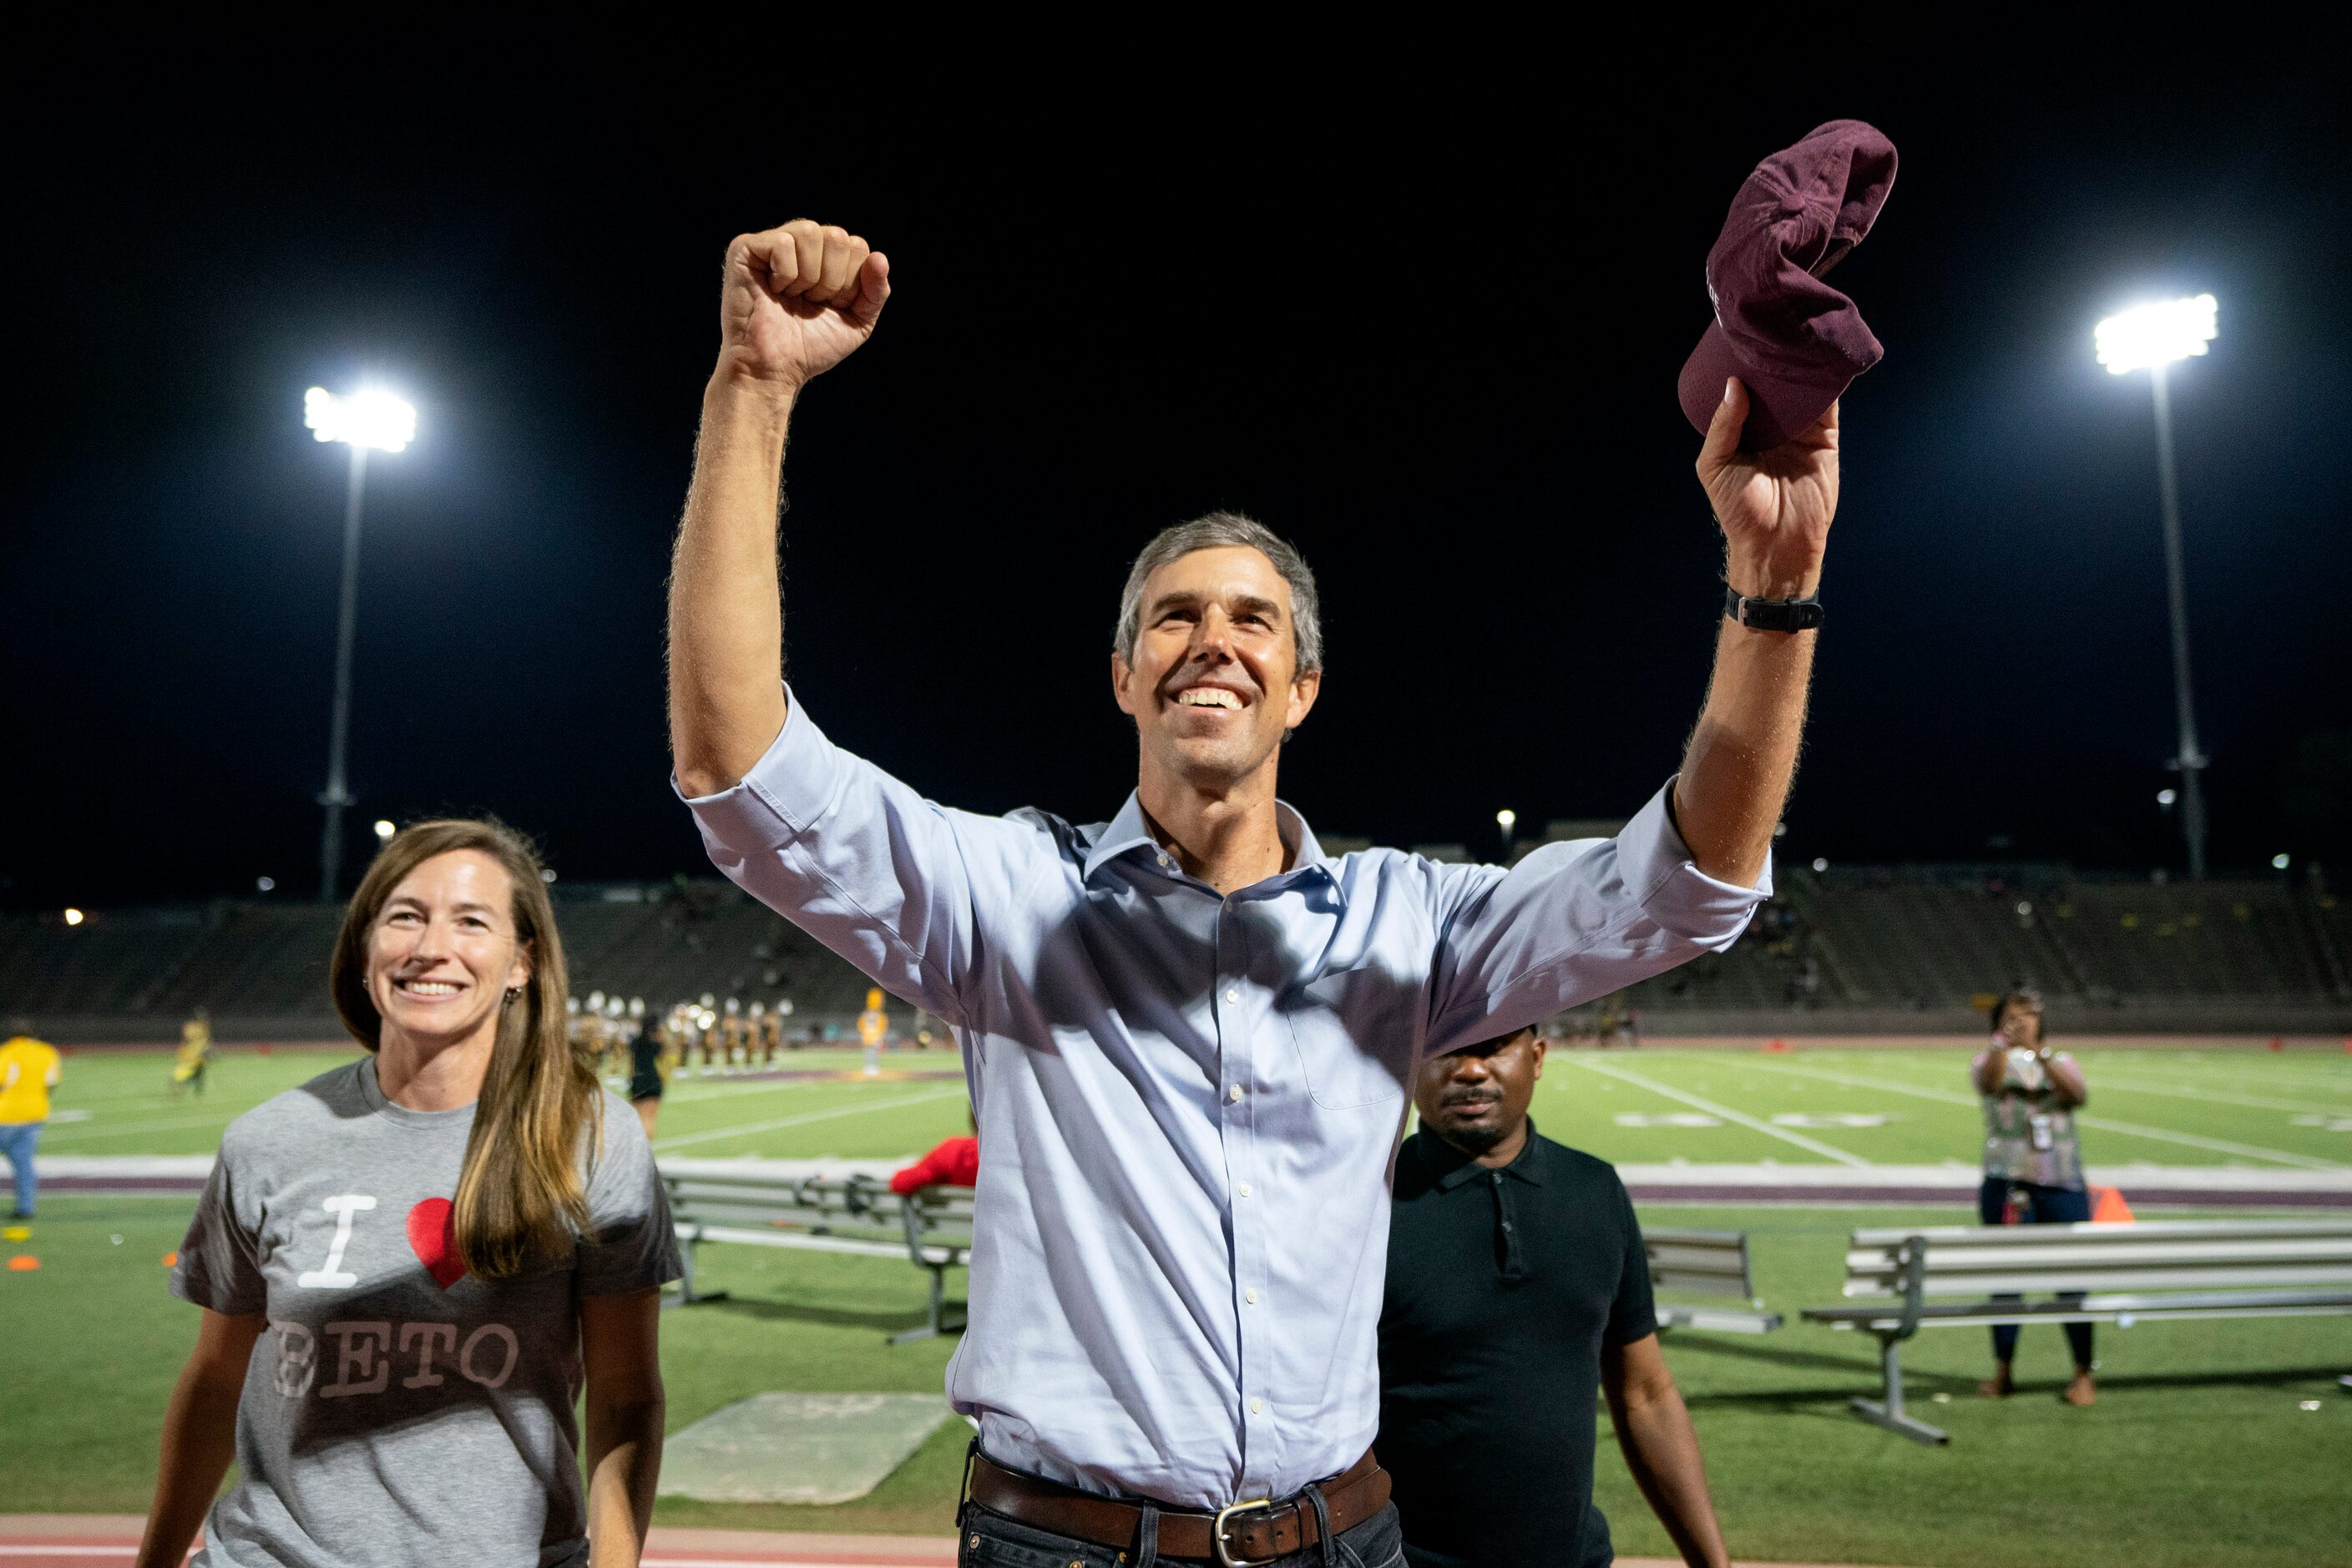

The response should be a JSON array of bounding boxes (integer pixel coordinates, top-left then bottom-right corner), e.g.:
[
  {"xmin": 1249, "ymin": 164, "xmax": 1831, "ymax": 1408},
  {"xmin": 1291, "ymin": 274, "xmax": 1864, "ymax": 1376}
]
[{"xmin": 172, "ymin": 1058, "xmax": 680, "ymax": 1567}]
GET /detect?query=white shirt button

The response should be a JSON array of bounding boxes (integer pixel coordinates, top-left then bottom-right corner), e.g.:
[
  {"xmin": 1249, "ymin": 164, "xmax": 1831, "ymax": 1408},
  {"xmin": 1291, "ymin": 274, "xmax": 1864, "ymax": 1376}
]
[
  {"xmin": 1251, "ymin": 1398, "xmax": 1263, "ymax": 1414},
  {"xmin": 1246, "ymin": 1288, "xmax": 1258, "ymax": 1304},
  {"xmin": 1237, "ymin": 1182, "xmax": 1252, "ymax": 1197},
  {"xmin": 1224, "ymin": 988, "xmax": 1240, "ymax": 1004},
  {"xmin": 1228, "ymin": 1085, "xmax": 1244, "ymax": 1102}
]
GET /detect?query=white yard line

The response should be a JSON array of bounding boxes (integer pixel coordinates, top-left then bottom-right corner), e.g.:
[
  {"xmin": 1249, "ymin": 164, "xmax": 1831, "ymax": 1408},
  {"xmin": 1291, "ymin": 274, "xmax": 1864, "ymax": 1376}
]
[
  {"xmin": 652, "ymin": 1088, "xmax": 967, "ymax": 1152},
  {"xmin": 661, "ymin": 1079, "xmax": 829, "ymax": 1105},
  {"xmin": 1736, "ymin": 1057, "xmax": 2346, "ymax": 1171},
  {"xmin": 38, "ymin": 1113, "xmax": 238, "ymax": 1143},
  {"xmin": 1564, "ymin": 1056, "xmax": 1873, "ymax": 1166},
  {"xmin": 2117, "ymin": 1064, "xmax": 2352, "ymax": 1095},
  {"xmin": 2090, "ymin": 1075, "xmax": 2352, "ymax": 1117}
]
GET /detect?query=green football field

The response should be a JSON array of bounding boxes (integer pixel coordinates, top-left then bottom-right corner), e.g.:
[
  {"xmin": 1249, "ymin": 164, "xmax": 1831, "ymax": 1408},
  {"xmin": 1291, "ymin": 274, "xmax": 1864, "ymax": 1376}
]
[
  {"xmin": 6, "ymin": 1042, "xmax": 2349, "ymax": 1567},
  {"xmin": 28, "ymin": 1040, "xmax": 2352, "ymax": 1169}
]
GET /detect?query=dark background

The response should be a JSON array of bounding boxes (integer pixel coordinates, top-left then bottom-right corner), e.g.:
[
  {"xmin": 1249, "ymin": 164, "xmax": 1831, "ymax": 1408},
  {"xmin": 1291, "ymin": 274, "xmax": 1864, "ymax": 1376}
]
[{"xmin": 6, "ymin": 36, "xmax": 2349, "ymax": 908}]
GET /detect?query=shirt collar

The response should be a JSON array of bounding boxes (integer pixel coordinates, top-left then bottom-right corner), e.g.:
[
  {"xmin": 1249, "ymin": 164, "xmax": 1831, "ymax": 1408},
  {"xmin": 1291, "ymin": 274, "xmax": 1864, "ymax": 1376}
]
[
  {"xmin": 1424, "ymin": 1118, "xmax": 1549, "ymax": 1191},
  {"xmin": 1082, "ymin": 791, "xmax": 1342, "ymax": 904}
]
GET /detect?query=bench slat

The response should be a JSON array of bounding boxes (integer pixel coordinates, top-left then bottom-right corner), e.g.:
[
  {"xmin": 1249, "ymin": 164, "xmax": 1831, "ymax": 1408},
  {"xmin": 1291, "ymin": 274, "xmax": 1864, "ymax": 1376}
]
[
  {"xmin": 1848, "ymin": 1218, "xmax": 2352, "ymax": 1247},
  {"xmin": 1844, "ymin": 1262, "xmax": 2352, "ymax": 1297},
  {"xmin": 1844, "ymin": 1238, "xmax": 2352, "ymax": 1272},
  {"xmin": 1809, "ymin": 1287, "xmax": 2352, "ymax": 1329},
  {"xmin": 1652, "ymin": 1270, "xmax": 1756, "ymax": 1299}
]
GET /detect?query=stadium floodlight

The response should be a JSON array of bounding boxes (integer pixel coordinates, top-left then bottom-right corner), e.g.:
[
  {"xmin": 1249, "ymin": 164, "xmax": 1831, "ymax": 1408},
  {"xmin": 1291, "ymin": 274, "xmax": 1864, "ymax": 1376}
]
[
  {"xmin": 2272, "ymin": 852, "xmax": 2291, "ymax": 871},
  {"xmin": 1495, "ymin": 809, "xmax": 1516, "ymax": 831},
  {"xmin": 372, "ymin": 819, "xmax": 396, "ymax": 841},
  {"xmin": 63, "ymin": 908, "xmax": 85, "ymax": 927},
  {"xmin": 2157, "ymin": 788, "xmax": 2177, "ymax": 807},
  {"xmin": 2097, "ymin": 296, "xmax": 2218, "ymax": 879},
  {"xmin": 306, "ymin": 387, "xmax": 417, "ymax": 903},
  {"xmin": 256, "ymin": 876, "xmax": 276, "ymax": 893},
  {"xmin": 1811, "ymin": 858, "xmax": 1828, "ymax": 873},
  {"xmin": 2095, "ymin": 295, "xmax": 2218, "ymax": 376},
  {"xmin": 304, "ymin": 387, "xmax": 417, "ymax": 453}
]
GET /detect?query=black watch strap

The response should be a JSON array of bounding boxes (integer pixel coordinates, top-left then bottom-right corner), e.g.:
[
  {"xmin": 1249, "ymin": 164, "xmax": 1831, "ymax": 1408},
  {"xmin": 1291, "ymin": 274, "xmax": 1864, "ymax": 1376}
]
[{"xmin": 1724, "ymin": 585, "xmax": 1824, "ymax": 633}]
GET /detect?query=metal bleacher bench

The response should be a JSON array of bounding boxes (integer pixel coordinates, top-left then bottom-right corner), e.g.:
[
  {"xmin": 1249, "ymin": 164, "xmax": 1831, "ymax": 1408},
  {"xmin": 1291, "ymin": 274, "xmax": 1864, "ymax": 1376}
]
[
  {"xmin": 660, "ymin": 1169, "xmax": 975, "ymax": 1345},
  {"xmin": 1804, "ymin": 1217, "xmax": 2352, "ymax": 1444},
  {"xmin": 1646, "ymin": 1227, "xmax": 1781, "ymax": 1334}
]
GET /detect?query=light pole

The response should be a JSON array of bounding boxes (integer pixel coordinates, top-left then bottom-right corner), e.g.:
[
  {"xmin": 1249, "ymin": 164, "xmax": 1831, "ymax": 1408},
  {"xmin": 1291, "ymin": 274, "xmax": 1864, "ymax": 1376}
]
[
  {"xmin": 303, "ymin": 387, "xmax": 416, "ymax": 901},
  {"xmin": 1496, "ymin": 807, "xmax": 1517, "ymax": 862},
  {"xmin": 2096, "ymin": 295, "xmax": 2218, "ymax": 880}
]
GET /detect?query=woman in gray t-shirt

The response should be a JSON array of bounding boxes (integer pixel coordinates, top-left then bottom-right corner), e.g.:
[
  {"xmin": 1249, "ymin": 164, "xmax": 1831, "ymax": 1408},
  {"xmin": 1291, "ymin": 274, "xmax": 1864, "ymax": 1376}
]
[{"xmin": 137, "ymin": 820, "xmax": 681, "ymax": 1568}]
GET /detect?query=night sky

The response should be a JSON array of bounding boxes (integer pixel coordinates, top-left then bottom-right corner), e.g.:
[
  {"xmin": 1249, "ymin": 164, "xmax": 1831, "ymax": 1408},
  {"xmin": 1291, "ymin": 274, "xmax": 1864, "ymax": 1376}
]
[{"xmin": 8, "ymin": 40, "xmax": 2349, "ymax": 909}]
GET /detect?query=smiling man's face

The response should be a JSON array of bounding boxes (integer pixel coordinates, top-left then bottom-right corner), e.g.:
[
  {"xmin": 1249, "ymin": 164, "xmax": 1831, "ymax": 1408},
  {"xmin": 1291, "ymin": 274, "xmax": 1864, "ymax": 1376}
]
[{"xmin": 1112, "ymin": 544, "xmax": 1320, "ymax": 792}]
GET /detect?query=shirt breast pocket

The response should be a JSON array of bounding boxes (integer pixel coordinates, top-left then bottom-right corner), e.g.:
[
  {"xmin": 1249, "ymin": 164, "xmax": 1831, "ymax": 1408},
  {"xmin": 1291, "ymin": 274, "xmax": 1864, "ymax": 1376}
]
[{"xmin": 1285, "ymin": 971, "xmax": 1419, "ymax": 1111}]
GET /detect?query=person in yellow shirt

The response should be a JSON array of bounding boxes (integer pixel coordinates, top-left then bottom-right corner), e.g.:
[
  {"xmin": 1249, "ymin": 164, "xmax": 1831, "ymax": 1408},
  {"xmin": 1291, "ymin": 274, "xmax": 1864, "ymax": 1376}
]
[
  {"xmin": 169, "ymin": 1008, "xmax": 215, "ymax": 1097},
  {"xmin": 0, "ymin": 1019, "xmax": 63, "ymax": 1219}
]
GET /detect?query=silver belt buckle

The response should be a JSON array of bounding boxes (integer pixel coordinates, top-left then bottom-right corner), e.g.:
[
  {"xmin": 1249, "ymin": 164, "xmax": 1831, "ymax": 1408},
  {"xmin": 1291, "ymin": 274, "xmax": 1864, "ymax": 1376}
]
[{"xmin": 1212, "ymin": 1496, "xmax": 1278, "ymax": 1568}]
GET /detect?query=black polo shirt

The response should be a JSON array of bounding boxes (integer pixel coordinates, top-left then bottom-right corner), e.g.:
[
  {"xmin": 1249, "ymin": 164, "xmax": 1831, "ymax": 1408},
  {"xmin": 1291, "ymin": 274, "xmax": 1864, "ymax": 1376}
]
[{"xmin": 1377, "ymin": 1123, "xmax": 1657, "ymax": 1568}]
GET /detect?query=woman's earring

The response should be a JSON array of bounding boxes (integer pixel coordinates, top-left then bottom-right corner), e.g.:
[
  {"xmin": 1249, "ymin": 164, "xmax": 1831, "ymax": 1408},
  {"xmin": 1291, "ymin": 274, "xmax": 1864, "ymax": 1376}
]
[{"xmin": 503, "ymin": 987, "xmax": 522, "ymax": 1005}]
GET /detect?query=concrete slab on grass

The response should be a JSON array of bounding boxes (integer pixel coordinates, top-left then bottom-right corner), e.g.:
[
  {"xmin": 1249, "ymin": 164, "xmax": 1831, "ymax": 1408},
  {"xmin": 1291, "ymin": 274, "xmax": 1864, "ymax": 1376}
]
[{"xmin": 659, "ymin": 1392, "xmax": 952, "ymax": 1505}]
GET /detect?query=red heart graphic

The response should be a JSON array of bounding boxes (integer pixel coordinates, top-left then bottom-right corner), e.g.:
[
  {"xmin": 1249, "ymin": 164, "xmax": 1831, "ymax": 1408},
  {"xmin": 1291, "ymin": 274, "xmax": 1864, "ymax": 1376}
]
[{"xmin": 407, "ymin": 1197, "xmax": 465, "ymax": 1288}]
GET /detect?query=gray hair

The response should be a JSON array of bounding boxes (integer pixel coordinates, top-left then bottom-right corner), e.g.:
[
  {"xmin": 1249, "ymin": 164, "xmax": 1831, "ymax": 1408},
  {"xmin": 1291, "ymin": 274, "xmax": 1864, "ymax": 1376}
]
[{"xmin": 1112, "ymin": 513, "xmax": 1324, "ymax": 675}]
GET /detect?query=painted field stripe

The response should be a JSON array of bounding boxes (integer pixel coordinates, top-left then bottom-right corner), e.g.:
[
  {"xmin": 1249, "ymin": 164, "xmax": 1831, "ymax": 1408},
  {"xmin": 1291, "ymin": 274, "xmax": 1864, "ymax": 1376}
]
[
  {"xmin": 1564, "ymin": 1056, "xmax": 1872, "ymax": 1166},
  {"xmin": 38, "ymin": 1114, "xmax": 239, "ymax": 1143},
  {"xmin": 662, "ymin": 1079, "xmax": 827, "ymax": 1105},
  {"xmin": 2125, "ymin": 1065, "xmax": 2352, "ymax": 1095},
  {"xmin": 2091, "ymin": 1075, "xmax": 2352, "ymax": 1117},
  {"xmin": 1735, "ymin": 1057, "xmax": 2346, "ymax": 1171},
  {"xmin": 652, "ymin": 1088, "xmax": 967, "ymax": 1152}
]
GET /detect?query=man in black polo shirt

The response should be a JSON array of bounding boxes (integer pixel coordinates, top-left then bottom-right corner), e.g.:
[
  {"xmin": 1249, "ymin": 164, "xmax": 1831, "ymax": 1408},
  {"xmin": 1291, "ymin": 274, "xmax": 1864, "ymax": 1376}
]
[{"xmin": 1379, "ymin": 1027, "xmax": 1732, "ymax": 1567}]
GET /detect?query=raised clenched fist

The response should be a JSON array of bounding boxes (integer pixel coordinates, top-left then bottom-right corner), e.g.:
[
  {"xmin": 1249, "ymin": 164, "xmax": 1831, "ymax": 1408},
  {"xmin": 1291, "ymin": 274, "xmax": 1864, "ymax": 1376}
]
[{"xmin": 717, "ymin": 220, "xmax": 891, "ymax": 392}]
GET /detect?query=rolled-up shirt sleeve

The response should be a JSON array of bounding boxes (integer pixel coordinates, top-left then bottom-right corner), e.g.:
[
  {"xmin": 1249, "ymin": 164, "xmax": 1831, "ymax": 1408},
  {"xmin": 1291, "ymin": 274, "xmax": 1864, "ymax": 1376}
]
[
  {"xmin": 679, "ymin": 688, "xmax": 1043, "ymax": 1025},
  {"xmin": 1424, "ymin": 776, "xmax": 1769, "ymax": 1052}
]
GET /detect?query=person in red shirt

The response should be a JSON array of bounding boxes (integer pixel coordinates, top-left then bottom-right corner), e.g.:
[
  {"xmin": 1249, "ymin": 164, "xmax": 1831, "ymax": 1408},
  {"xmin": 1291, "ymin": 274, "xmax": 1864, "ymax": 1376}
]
[{"xmin": 890, "ymin": 1127, "xmax": 979, "ymax": 1195}]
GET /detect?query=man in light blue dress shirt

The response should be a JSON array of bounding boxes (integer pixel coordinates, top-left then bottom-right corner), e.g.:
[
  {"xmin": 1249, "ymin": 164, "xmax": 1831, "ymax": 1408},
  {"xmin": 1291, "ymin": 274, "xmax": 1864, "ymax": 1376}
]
[{"xmin": 668, "ymin": 220, "xmax": 1836, "ymax": 1565}]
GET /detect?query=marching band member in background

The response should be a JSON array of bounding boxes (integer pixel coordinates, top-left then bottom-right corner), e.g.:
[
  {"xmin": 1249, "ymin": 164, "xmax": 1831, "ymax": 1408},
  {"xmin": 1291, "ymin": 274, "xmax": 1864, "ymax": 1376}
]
[
  {"xmin": 136, "ymin": 820, "xmax": 680, "ymax": 1568},
  {"xmin": 857, "ymin": 987, "xmax": 887, "ymax": 1078},
  {"xmin": 169, "ymin": 1008, "xmax": 215, "ymax": 1097},
  {"xmin": 628, "ymin": 999, "xmax": 670, "ymax": 1138},
  {"xmin": 1971, "ymin": 987, "xmax": 2097, "ymax": 1405}
]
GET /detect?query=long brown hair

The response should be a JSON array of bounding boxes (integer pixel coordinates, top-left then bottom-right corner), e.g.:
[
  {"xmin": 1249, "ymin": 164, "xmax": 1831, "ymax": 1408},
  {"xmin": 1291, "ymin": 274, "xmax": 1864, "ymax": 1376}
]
[{"xmin": 329, "ymin": 818, "xmax": 599, "ymax": 1279}]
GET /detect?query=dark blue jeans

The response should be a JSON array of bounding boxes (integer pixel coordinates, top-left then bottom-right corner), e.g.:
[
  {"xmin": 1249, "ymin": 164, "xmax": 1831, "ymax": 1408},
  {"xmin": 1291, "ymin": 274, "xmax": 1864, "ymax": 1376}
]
[
  {"xmin": 0, "ymin": 1120, "xmax": 38, "ymax": 1215},
  {"xmin": 1979, "ymin": 1175, "xmax": 2094, "ymax": 1369},
  {"xmin": 959, "ymin": 1500, "xmax": 1405, "ymax": 1568}
]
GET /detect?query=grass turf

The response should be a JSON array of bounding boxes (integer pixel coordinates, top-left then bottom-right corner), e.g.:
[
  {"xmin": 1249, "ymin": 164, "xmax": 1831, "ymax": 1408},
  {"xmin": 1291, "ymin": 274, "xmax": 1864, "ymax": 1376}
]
[
  {"xmin": 32, "ymin": 1042, "xmax": 2352, "ymax": 1167},
  {"xmin": 5, "ymin": 1196, "xmax": 2345, "ymax": 1565},
  {"xmin": 11, "ymin": 1042, "xmax": 2352, "ymax": 1565}
]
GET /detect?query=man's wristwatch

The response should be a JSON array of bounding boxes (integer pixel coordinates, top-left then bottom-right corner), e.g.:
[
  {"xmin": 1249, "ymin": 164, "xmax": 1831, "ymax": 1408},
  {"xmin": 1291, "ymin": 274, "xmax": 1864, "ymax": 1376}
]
[{"xmin": 1724, "ymin": 585, "xmax": 1825, "ymax": 633}]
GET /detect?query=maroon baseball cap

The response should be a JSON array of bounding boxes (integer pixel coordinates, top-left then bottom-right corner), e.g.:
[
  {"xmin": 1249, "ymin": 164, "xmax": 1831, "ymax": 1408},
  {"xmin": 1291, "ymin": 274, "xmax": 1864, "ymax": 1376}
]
[{"xmin": 1679, "ymin": 119, "xmax": 1898, "ymax": 450}]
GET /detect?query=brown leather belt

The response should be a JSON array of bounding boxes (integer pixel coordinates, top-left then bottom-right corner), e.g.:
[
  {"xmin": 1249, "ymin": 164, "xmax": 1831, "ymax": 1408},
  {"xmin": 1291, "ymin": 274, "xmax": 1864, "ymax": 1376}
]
[{"xmin": 967, "ymin": 1449, "xmax": 1389, "ymax": 1565}]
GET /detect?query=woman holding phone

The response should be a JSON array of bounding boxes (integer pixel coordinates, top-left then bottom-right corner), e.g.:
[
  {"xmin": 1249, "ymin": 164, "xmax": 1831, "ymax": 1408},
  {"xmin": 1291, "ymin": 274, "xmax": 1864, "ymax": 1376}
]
[
  {"xmin": 1970, "ymin": 987, "xmax": 2096, "ymax": 1406},
  {"xmin": 137, "ymin": 819, "xmax": 680, "ymax": 1567}
]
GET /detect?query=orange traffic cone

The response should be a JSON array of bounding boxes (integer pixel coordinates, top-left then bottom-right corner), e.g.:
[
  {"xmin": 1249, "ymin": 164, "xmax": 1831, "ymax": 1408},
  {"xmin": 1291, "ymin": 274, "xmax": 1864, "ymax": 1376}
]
[{"xmin": 2090, "ymin": 1186, "xmax": 2136, "ymax": 1223}]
